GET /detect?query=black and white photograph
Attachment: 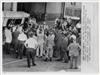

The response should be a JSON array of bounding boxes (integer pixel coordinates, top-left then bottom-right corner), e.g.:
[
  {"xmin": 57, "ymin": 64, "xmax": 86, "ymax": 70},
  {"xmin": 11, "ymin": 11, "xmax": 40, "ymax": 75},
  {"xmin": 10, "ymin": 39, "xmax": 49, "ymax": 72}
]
[
  {"xmin": 1, "ymin": 1, "xmax": 99, "ymax": 73},
  {"xmin": 2, "ymin": 2, "xmax": 81, "ymax": 72}
]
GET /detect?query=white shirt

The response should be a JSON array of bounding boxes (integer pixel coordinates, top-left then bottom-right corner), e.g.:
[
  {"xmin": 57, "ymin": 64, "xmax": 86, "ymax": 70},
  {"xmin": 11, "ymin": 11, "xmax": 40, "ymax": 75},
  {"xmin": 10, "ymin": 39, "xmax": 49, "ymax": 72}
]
[
  {"xmin": 17, "ymin": 26, "xmax": 22, "ymax": 32},
  {"xmin": 76, "ymin": 23, "xmax": 81, "ymax": 28},
  {"xmin": 12, "ymin": 26, "xmax": 17, "ymax": 32},
  {"xmin": 37, "ymin": 29, "xmax": 44, "ymax": 44},
  {"xmin": 18, "ymin": 32, "xmax": 27, "ymax": 41},
  {"xmin": 47, "ymin": 34, "xmax": 55, "ymax": 46},
  {"xmin": 25, "ymin": 38, "xmax": 38, "ymax": 49},
  {"xmin": 70, "ymin": 34, "xmax": 76, "ymax": 40},
  {"xmin": 5, "ymin": 28, "xmax": 12, "ymax": 43}
]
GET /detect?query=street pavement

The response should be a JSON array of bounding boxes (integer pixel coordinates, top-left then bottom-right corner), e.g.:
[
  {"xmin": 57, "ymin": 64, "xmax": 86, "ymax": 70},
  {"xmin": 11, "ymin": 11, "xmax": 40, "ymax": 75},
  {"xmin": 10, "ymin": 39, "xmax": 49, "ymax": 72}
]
[{"xmin": 3, "ymin": 54, "xmax": 80, "ymax": 72}]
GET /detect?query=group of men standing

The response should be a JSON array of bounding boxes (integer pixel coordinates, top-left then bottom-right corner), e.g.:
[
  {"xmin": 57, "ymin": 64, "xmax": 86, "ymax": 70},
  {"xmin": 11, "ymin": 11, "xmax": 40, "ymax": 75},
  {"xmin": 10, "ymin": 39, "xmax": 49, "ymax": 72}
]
[{"xmin": 3, "ymin": 16, "xmax": 81, "ymax": 69}]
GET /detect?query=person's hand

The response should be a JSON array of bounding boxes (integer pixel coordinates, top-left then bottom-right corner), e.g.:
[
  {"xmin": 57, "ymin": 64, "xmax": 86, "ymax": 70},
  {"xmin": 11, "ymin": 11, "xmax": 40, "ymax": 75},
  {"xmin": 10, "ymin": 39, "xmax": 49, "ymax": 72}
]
[{"xmin": 26, "ymin": 44, "xmax": 28, "ymax": 47}]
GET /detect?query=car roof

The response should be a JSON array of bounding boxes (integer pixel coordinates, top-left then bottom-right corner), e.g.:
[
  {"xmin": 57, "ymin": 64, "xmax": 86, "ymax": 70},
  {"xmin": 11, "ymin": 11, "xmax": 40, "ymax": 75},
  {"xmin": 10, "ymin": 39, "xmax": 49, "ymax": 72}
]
[{"xmin": 3, "ymin": 11, "xmax": 30, "ymax": 19}]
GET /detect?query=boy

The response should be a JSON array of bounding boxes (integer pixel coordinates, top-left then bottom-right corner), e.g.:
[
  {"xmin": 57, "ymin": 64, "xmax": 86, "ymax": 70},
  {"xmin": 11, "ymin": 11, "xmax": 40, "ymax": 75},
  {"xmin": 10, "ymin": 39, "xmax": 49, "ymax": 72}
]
[
  {"xmin": 45, "ymin": 30, "xmax": 55, "ymax": 61},
  {"xmin": 68, "ymin": 39, "xmax": 81, "ymax": 69},
  {"xmin": 25, "ymin": 32, "xmax": 38, "ymax": 68}
]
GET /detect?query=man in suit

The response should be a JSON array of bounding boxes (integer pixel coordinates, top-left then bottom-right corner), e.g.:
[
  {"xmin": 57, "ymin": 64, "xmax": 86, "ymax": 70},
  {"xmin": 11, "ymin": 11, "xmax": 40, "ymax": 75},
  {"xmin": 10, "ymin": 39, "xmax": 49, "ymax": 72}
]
[
  {"xmin": 54, "ymin": 29, "xmax": 68, "ymax": 62},
  {"xmin": 12, "ymin": 27, "xmax": 20, "ymax": 56}
]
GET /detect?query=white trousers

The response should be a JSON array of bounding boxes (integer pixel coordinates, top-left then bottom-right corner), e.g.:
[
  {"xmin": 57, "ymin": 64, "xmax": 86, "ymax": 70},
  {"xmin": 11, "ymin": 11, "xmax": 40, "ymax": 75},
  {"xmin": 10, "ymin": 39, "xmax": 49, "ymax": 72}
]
[
  {"xmin": 36, "ymin": 43, "xmax": 44, "ymax": 56},
  {"xmin": 45, "ymin": 46, "xmax": 53, "ymax": 58}
]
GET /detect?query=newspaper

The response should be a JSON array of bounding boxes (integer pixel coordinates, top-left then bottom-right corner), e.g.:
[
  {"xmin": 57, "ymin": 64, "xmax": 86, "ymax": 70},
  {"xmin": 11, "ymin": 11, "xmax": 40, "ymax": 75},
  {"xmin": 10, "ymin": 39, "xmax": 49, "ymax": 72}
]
[{"xmin": 1, "ymin": 0, "xmax": 99, "ymax": 74}]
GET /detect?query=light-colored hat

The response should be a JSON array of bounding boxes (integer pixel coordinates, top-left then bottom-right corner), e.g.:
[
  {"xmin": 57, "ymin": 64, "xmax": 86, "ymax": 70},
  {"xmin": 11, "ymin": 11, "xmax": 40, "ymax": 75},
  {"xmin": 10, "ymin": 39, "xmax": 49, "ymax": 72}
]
[
  {"xmin": 70, "ymin": 34, "xmax": 76, "ymax": 40},
  {"xmin": 76, "ymin": 23, "xmax": 81, "ymax": 28}
]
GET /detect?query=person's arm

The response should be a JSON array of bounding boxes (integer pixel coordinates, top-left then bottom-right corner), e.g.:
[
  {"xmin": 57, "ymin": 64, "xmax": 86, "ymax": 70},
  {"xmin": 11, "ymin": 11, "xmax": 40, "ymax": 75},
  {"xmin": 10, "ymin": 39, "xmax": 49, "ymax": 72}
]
[
  {"xmin": 35, "ymin": 41, "xmax": 38, "ymax": 49},
  {"xmin": 52, "ymin": 34, "xmax": 55, "ymax": 41},
  {"xmin": 67, "ymin": 44, "xmax": 71, "ymax": 51},
  {"xmin": 77, "ymin": 43, "xmax": 81, "ymax": 55},
  {"xmin": 46, "ymin": 37, "xmax": 49, "ymax": 47},
  {"xmin": 55, "ymin": 18, "xmax": 58, "ymax": 25},
  {"xmin": 41, "ymin": 29, "xmax": 44, "ymax": 35},
  {"xmin": 37, "ymin": 28, "xmax": 39, "ymax": 36},
  {"xmin": 10, "ymin": 31, "xmax": 12, "ymax": 42},
  {"xmin": 24, "ymin": 40, "xmax": 28, "ymax": 48},
  {"xmin": 18, "ymin": 34, "xmax": 20, "ymax": 41},
  {"xmin": 62, "ymin": 24, "xmax": 64, "ymax": 30},
  {"xmin": 78, "ymin": 43, "xmax": 81, "ymax": 52},
  {"xmin": 77, "ymin": 43, "xmax": 81, "ymax": 49},
  {"xmin": 24, "ymin": 34, "xmax": 27, "ymax": 41},
  {"xmin": 4, "ymin": 30, "xmax": 7, "ymax": 38},
  {"xmin": 67, "ymin": 45, "xmax": 69, "ymax": 50}
]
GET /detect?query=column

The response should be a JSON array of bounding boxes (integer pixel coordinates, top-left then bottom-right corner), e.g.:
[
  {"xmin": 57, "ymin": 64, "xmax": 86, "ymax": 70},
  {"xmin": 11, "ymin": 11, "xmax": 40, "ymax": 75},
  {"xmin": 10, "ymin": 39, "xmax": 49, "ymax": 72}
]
[{"xmin": 12, "ymin": 3, "xmax": 17, "ymax": 11}]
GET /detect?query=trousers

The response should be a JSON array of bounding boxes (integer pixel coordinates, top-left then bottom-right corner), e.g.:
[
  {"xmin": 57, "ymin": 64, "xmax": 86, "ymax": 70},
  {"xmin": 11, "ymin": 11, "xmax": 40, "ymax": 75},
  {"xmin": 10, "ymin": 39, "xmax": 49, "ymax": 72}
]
[
  {"xmin": 70, "ymin": 56, "xmax": 78, "ymax": 68},
  {"xmin": 26, "ymin": 48, "xmax": 36, "ymax": 67},
  {"xmin": 36, "ymin": 43, "xmax": 43, "ymax": 56},
  {"xmin": 45, "ymin": 46, "xmax": 53, "ymax": 58},
  {"xmin": 16, "ymin": 40, "xmax": 24, "ymax": 59},
  {"xmin": 5, "ymin": 43, "xmax": 10, "ymax": 54}
]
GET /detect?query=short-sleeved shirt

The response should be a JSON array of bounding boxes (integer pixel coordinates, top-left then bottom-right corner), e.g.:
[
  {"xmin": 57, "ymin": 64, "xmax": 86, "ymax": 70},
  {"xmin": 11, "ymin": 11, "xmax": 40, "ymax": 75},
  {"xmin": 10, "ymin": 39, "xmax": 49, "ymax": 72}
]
[
  {"xmin": 68, "ymin": 43, "xmax": 80, "ymax": 56},
  {"xmin": 5, "ymin": 28, "xmax": 12, "ymax": 43},
  {"xmin": 37, "ymin": 29, "xmax": 44, "ymax": 44},
  {"xmin": 47, "ymin": 34, "xmax": 55, "ymax": 47},
  {"xmin": 25, "ymin": 38, "xmax": 38, "ymax": 49},
  {"xmin": 18, "ymin": 32, "xmax": 27, "ymax": 41}
]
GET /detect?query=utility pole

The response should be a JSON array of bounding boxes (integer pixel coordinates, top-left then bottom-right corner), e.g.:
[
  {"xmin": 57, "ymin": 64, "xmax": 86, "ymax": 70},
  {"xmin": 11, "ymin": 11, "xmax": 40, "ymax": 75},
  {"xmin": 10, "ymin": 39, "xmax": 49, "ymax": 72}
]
[
  {"xmin": 44, "ymin": 2, "xmax": 47, "ymax": 21},
  {"xmin": 61, "ymin": 2, "xmax": 65, "ymax": 18},
  {"xmin": 12, "ymin": 2, "xmax": 17, "ymax": 11}
]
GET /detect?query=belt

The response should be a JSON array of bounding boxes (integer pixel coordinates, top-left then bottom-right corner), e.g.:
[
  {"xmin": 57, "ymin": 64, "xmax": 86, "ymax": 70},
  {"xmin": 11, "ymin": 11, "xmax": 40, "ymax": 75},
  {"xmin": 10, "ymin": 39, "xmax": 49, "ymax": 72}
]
[{"xmin": 27, "ymin": 48, "xmax": 36, "ymax": 51}]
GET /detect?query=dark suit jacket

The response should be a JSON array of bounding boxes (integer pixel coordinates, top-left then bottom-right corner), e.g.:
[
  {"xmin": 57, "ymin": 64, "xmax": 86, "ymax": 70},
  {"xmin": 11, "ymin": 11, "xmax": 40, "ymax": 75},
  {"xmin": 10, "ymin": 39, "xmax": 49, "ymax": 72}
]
[{"xmin": 12, "ymin": 31, "xmax": 20, "ymax": 43}]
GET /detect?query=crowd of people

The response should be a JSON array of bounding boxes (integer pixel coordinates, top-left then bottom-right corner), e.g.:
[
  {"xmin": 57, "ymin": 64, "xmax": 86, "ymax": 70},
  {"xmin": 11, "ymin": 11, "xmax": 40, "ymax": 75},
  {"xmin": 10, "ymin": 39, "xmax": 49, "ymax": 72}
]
[{"xmin": 3, "ymin": 16, "xmax": 81, "ymax": 69}]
